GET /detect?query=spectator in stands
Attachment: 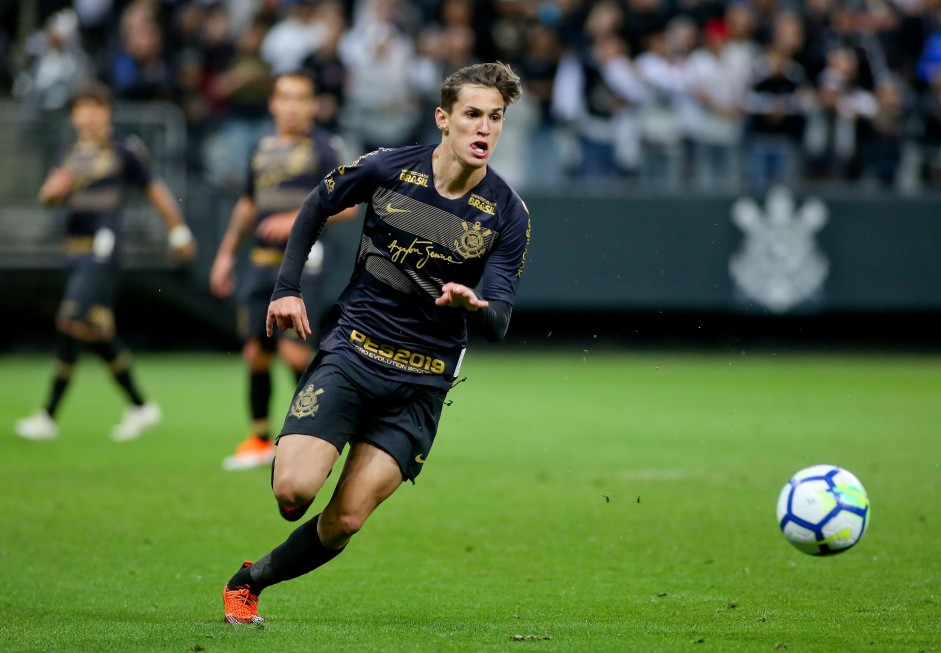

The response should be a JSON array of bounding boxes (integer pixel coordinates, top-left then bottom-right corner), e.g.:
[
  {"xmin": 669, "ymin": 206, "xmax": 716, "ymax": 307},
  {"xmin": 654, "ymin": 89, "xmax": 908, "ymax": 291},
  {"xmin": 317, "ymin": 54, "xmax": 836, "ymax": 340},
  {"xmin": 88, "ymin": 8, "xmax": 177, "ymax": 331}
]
[
  {"xmin": 858, "ymin": 75, "xmax": 907, "ymax": 186},
  {"xmin": 20, "ymin": 9, "xmax": 94, "ymax": 169},
  {"xmin": 110, "ymin": 3, "xmax": 175, "ymax": 101},
  {"xmin": 742, "ymin": 39, "xmax": 814, "ymax": 191},
  {"xmin": 261, "ymin": 0, "xmax": 328, "ymax": 75},
  {"xmin": 339, "ymin": 0, "xmax": 423, "ymax": 152},
  {"xmin": 23, "ymin": 9, "xmax": 93, "ymax": 112},
  {"xmin": 805, "ymin": 45, "xmax": 877, "ymax": 181},
  {"xmin": 635, "ymin": 17, "xmax": 694, "ymax": 189},
  {"xmin": 552, "ymin": 0, "xmax": 648, "ymax": 180},
  {"xmin": 518, "ymin": 22, "xmax": 565, "ymax": 187},
  {"xmin": 300, "ymin": 0, "xmax": 348, "ymax": 131},
  {"xmin": 203, "ymin": 18, "xmax": 274, "ymax": 187},
  {"xmin": 683, "ymin": 18, "xmax": 746, "ymax": 191},
  {"xmin": 915, "ymin": 41, "xmax": 941, "ymax": 183}
]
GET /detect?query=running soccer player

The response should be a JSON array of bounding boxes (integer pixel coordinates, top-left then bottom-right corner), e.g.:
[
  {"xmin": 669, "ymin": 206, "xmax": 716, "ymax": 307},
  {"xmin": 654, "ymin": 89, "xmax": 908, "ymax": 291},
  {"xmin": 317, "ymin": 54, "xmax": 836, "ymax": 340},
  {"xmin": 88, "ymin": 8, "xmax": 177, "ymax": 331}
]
[
  {"xmin": 222, "ymin": 62, "xmax": 531, "ymax": 624},
  {"xmin": 210, "ymin": 72, "xmax": 356, "ymax": 471},
  {"xmin": 14, "ymin": 80, "xmax": 196, "ymax": 442}
]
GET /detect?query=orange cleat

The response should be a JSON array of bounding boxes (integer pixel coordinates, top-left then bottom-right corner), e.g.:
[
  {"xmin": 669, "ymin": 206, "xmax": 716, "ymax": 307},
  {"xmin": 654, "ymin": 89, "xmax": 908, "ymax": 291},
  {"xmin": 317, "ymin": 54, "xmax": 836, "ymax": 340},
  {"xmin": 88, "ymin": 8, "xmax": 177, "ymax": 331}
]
[
  {"xmin": 223, "ymin": 562, "xmax": 264, "ymax": 624},
  {"xmin": 222, "ymin": 435, "xmax": 275, "ymax": 471}
]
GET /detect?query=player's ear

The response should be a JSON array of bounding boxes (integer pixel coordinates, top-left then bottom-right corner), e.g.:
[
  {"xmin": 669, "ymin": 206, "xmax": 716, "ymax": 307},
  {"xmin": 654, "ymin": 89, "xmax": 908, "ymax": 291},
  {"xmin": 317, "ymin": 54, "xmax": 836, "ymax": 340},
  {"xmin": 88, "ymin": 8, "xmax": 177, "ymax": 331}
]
[{"xmin": 434, "ymin": 106, "xmax": 448, "ymax": 133}]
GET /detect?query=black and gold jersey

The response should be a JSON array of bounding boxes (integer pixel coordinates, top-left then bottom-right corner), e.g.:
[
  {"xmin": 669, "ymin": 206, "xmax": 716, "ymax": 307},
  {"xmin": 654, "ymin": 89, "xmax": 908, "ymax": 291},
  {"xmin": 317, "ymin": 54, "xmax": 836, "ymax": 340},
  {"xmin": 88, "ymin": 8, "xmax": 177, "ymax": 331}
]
[
  {"xmin": 58, "ymin": 135, "xmax": 152, "ymax": 240},
  {"xmin": 244, "ymin": 128, "xmax": 344, "ymax": 251},
  {"xmin": 309, "ymin": 144, "xmax": 531, "ymax": 389}
]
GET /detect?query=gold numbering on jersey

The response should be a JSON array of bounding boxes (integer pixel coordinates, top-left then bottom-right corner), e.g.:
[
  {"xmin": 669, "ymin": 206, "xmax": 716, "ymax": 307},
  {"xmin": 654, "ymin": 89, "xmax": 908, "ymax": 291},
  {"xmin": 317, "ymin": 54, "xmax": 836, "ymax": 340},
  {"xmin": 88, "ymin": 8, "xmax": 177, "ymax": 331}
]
[{"xmin": 350, "ymin": 329, "xmax": 446, "ymax": 374}]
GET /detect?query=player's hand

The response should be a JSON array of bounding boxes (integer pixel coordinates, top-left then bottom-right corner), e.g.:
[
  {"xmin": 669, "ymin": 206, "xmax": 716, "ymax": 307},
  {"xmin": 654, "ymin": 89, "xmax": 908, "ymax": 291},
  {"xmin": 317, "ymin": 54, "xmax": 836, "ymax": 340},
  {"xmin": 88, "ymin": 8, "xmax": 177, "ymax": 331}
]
[
  {"xmin": 266, "ymin": 295, "xmax": 311, "ymax": 340},
  {"xmin": 256, "ymin": 211, "xmax": 296, "ymax": 243},
  {"xmin": 38, "ymin": 167, "xmax": 74, "ymax": 205},
  {"xmin": 435, "ymin": 282, "xmax": 489, "ymax": 312},
  {"xmin": 170, "ymin": 240, "xmax": 197, "ymax": 263},
  {"xmin": 210, "ymin": 253, "xmax": 236, "ymax": 297}
]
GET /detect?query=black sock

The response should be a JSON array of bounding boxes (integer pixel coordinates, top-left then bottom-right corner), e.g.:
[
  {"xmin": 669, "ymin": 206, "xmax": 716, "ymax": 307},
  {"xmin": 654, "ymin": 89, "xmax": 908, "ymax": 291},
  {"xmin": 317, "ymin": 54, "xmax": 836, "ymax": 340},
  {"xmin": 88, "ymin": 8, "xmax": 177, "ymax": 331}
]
[
  {"xmin": 227, "ymin": 514, "xmax": 343, "ymax": 594},
  {"xmin": 115, "ymin": 370, "xmax": 146, "ymax": 406},
  {"xmin": 45, "ymin": 375, "xmax": 71, "ymax": 418},
  {"xmin": 250, "ymin": 371, "xmax": 271, "ymax": 437},
  {"xmin": 45, "ymin": 334, "xmax": 81, "ymax": 418},
  {"xmin": 91, "ymin": 338, "xmax": 145, "ymax": 406}
]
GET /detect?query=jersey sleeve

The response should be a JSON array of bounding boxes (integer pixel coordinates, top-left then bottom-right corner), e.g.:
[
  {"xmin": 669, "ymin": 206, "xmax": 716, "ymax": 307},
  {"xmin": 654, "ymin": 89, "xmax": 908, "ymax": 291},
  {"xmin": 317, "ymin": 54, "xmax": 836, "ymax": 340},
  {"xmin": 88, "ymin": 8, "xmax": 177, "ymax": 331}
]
[
  {"xmin": 121, "ymin": 135, "xmax": 153, "ymax": 187},
  {"xmin": 317, "ymin": 147, "xmax": 387, "ymax": 214},
  {"xmin": 478, "ymin": 199, "xmax": 531, "ymax": 305}
]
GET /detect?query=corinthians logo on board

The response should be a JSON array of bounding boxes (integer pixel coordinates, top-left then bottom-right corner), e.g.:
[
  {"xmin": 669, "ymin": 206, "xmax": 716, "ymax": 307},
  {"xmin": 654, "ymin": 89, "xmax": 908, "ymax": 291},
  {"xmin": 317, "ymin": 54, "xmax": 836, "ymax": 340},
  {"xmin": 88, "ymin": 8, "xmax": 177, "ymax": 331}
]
[{"xmin": 729, "ymin": 186, "xmax": 829, "ymax": 313}]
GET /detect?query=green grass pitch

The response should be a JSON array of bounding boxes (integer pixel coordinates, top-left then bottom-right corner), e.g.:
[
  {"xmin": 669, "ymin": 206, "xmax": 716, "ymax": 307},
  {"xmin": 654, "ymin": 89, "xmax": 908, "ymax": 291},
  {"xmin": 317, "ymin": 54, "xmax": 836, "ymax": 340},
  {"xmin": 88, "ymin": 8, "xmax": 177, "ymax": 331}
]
[{"xmin": 1, "ymin": 350, "xmax": 939, "ymax": 652}]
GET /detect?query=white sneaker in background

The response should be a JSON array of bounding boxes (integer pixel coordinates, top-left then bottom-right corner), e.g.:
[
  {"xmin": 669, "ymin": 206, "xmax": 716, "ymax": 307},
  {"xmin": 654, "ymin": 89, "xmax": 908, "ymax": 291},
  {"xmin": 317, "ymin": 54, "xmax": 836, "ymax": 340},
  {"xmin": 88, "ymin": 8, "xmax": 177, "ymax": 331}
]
[
  {"xmin": 111, "ymin": 401, "xmax": 162, "ymax": 442},
  {"xmin": 14, "ymin": 409, "xmax": 59, "ymax": 441}
]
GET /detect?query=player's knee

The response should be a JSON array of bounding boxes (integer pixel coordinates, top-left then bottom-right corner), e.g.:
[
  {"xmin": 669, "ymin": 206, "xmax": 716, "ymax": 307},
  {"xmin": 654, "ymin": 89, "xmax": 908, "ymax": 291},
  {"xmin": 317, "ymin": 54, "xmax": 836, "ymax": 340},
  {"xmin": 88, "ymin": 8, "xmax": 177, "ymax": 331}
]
[
  {"xmin": 322, "ymin": 509, "xmax": 366, "ymax": 541},
  {"xmin": 243, "ymin": 340, "xmax": 271, "ymax": 371},
  {"xmin": 272, "ymin": 476, "xmax": 313, "ymax": 507}
]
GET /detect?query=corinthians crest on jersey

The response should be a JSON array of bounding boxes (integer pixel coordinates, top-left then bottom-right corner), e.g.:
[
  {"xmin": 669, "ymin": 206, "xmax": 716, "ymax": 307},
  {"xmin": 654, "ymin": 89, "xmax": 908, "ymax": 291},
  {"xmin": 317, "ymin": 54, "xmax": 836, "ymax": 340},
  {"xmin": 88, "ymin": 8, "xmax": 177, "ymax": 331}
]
[{"xmin": 454, "ymin": 221, "xmax": 492, "ymax": 259}]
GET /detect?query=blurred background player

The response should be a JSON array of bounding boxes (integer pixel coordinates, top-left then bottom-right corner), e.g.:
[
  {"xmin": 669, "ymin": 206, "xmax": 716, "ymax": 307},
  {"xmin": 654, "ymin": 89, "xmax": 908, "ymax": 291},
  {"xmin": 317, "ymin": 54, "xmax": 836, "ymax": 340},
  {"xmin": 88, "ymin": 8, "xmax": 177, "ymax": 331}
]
[
  {"xmin": 210, "ymin": 72, "xmax": 356, "ymax": 471},
  {"xmin": 15, "ymin": 80, "xmax": 196, "ymax": 442}
]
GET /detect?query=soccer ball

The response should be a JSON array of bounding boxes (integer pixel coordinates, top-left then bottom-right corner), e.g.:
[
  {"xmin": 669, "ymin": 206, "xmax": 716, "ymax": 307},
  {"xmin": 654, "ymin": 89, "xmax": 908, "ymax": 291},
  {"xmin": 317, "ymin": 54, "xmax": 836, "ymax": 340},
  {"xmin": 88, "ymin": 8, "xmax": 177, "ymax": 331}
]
[{"xmin": 776, "ymin": 464, "xmax": 871, "ymax": 556}]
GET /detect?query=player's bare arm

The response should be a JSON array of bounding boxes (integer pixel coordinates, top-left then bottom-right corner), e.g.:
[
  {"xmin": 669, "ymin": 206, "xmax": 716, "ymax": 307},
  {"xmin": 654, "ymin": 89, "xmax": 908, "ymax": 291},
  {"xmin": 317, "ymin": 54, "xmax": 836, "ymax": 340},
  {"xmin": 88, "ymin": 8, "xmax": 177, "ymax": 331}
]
[
  {"xmin": 210, "ymin": 195, "xmax": 258, "ymax": 297},
  {"xmin": 146, "ymin": 179, "xmax": 196, "ymax": 262}
]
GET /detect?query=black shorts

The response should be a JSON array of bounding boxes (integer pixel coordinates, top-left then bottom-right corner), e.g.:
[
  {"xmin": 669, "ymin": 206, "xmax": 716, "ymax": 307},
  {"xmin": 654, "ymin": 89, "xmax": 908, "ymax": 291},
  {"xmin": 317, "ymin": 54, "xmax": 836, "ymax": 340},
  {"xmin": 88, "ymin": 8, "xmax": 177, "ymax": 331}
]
[
  {"xmin": 57, "ymin": 254, "xmax": 119, "ymax": 333},
  {"xmin": 238, "ymin": 263, "xmax": 324, "ymax": 352},
  {"xmin": 278, "ymin": 352, "xmax": 449, "ymax": 482}
]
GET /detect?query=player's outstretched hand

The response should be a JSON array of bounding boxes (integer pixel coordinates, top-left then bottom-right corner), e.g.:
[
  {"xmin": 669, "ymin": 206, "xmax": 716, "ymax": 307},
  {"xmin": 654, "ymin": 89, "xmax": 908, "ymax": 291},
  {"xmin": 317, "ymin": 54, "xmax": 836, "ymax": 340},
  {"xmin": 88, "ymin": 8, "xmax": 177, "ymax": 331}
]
[
  {"xmin": 435, "ymin": 282, "xmax": 489, "ymax": 312},
  {"xmin": 267, "ymin": 295, "xmax": 311, "ymax": 340}
]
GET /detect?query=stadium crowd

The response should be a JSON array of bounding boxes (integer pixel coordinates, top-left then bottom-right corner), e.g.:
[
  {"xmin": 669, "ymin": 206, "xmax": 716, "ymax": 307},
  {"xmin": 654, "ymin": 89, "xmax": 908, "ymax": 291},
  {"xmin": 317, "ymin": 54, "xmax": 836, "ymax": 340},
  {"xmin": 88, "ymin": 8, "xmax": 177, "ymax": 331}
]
[{"xmin": 3, "ymin": 0, "xmax": 941, "ymax": 191}]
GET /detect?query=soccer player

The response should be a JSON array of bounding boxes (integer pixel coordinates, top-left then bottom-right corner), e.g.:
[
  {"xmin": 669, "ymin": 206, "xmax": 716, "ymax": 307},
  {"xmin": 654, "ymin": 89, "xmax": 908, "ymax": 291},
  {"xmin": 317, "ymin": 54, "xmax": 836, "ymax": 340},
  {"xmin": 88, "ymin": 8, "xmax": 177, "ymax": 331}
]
[
  {"xmin": 14, "ymin": 80, "xmax": 196, "ymax": 442},
  {"xmin": 222, "ymin": 62, "xmax": 531, "ymax": 624},
  {"xmin": 210, "ymin": 72, "xmax": 356, "ymax": 471}
]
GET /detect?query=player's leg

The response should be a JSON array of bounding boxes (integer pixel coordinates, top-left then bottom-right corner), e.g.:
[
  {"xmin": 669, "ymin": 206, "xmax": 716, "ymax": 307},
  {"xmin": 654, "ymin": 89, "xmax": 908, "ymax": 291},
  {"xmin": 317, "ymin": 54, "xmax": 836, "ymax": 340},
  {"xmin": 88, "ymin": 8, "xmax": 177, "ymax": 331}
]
[
  {"xmin": 223, "ymin": 337, "xmax": 278, "ymax": 469},
  {"xmin": 14, "ymin": 316, "xmax": 82, "ymax": 440},
  {"xmin": 224, "ymin": 266, "xmax": 281, "ymax": 469},
  {"xmin": 92, "ymin": 328, "xmax": 163, "ymax": 441},
  {"xmin": 277, "ymin": 337, "xmax": 314, "ymax": 383},
  {"xmin": 17, "ymin": 259, "xmax": 99, "ymax": 439},
  {"xmin": 270, "ymin": 432, "xmax": 341, "ymax": 518},
  {"xmin": 223, "ymin": 441, "xmax": 403, "ymax": 624},
  {"xmin": 317, "ymin": 441, "xmax": 404, "ymax": 548}
]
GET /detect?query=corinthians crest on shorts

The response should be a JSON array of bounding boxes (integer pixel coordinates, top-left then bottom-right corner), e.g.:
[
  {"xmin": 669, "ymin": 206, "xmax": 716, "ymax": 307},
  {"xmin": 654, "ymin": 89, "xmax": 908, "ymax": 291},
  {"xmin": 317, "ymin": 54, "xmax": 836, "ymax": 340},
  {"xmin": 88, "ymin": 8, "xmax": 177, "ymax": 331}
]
[{"xmin": 290, "ymin": 384, "xmax": 325, "ymax": 418}]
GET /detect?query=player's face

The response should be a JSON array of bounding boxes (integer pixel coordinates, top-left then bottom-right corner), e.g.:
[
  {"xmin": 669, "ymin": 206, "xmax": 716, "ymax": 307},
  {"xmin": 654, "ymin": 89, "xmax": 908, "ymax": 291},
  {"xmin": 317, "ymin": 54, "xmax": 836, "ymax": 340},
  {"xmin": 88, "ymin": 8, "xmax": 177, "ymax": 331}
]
[
  {"xmin": 437, "ymin": 85, "xmax": 505, "ymax": 170},
  {"xmin": 270, "ymin": 76, "xmax": 316, "ymax": 136},
  {"xmin": 71, "ymin": 99, "xmax": 112, "ymax": 142}
]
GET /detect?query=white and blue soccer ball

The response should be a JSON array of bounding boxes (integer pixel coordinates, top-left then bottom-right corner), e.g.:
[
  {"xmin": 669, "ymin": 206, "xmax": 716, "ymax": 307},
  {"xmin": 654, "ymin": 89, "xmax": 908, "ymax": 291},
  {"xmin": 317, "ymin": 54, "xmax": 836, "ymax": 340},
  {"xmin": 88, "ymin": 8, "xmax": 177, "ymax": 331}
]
[{"xmin": 776, "ymin": 464, "xmax": 871, "ymax": 556}]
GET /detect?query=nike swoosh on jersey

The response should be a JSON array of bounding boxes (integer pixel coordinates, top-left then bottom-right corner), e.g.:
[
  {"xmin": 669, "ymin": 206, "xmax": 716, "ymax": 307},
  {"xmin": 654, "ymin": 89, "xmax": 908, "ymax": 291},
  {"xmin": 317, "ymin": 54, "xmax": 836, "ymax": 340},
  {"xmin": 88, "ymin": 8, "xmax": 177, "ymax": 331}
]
[
  {"xmin": 386, "ymin": 203, "xmax": 411, "ymax": 214},
  {"xmin": 415, "ymin": 454, "xmax": 426, "ymax": 463}
]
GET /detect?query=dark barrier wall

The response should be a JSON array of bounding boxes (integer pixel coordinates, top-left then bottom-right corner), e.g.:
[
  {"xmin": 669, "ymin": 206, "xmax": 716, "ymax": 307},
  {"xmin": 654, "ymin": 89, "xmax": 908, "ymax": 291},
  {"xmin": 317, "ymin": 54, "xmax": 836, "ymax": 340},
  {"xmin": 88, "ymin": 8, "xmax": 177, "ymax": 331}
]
[
  {"xmin": 518, "ymin": 187, "xmax": 941, "ymax": 314},
  {"xmin": 2, "ymin": 186, "xmax": 940, "ymax": 351}
]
